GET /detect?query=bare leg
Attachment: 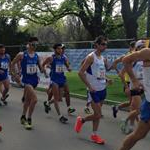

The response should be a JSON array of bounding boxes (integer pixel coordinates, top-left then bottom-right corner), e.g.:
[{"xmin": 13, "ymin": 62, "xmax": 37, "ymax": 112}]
[{"xmin": 118, "ymin": 120, "xmax": 150, "ymax": 150}]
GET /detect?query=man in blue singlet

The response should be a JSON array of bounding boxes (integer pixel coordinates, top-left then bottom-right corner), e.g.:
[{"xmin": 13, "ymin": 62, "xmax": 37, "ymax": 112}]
[
  {"xmin": 0, "ymin": 44, "xmax": 11, "ymax": 105},
  {"xmin": 42, "ymin": 43, "xmax": 69, "ymax": 123},
  {"xmin": 11, "ymin": 37, "xmax": 43, "ymax": 130},
  {"xmin": 43, "ymin": 44, "xmax": 76, "ymax": 114}
]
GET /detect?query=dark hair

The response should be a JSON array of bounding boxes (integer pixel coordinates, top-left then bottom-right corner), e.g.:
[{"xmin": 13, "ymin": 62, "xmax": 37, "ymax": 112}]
[
  {"xmin": 94, "ymin": 35, "xmax": 108, "ymax": 45},
  {"xmin": 0, "ymin": 44, "xmax": 5, "ymax": 49},
  {"xmin": 53, "ymin": 43, "xmax": 62, "ymax": 50},
  {"xmin": 130, "ymin": 41, "xmax": 136, "ymax": 48},
  {"xmin": 28, "ymin": 37, "xmax": 38, "ymax": 42}
]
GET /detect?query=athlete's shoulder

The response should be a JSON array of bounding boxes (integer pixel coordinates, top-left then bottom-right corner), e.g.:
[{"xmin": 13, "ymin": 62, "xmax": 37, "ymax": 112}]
[{"xmin": 5, "ymin": 53, "xmax": 11, "ymax": 59}]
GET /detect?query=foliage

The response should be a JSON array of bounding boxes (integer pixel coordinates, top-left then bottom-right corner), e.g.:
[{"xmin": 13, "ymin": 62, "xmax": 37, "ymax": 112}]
[{"xmin": 0, "ymin": 0, "xmax": 122, "ymax": 39}]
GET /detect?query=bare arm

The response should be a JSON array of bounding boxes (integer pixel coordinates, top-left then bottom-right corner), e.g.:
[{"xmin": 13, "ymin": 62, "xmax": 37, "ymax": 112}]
[
  {"xmin": 78, "ymin": 55, "xmax": 94, "ymax": 91},
  {"xmin": 37, "ymin": 56, "xmax": 44, "ymax": 73},
  {"xmin": 123, "ymin": 48, "xmax": 150, "ymax": 87},
  {"xmin": 111, "ymin": 55, "xmax": 125, "ymax": 70},
  {"xmin": 11, "ymin": 53, "xmax": 23, "ymax": 75},
  {"xmin": 7, "ymin": 54, "xmax": 12, "ymax": 74},
  {"xmin": 64, "ymin": 57, "xmax": 71, "ymax": 72},
  {"xmin": 42, "ymin": 56, "xmax": 52, "ymax": 75}
]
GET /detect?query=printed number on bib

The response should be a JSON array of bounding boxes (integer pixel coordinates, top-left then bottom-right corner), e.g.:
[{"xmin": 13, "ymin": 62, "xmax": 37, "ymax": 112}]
[
  {"xmin": 96, "ymin": 67, "xmax": 105, "ymax": 79},
  {"xmin": 27, "ymin": 64, "xmax": 37, "ymax": 74},
  {"xmin": 97, "ymin": 71, "xmax": 105, "ymax": 79},
  {"xmin": 1, "ymin": 62, "xmax": 8, "ymax": 69},
  {"xmin": 56, "ymin": 64, "xmax": 64, "ymax": 73}
]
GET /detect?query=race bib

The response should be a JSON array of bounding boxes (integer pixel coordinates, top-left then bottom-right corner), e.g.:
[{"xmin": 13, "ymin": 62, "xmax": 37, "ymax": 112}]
[
  {"xmin": 56, "ymin": 64, "xmax": 65, "ymax": 73},
  {"xmin": 1, "ymin": 62, "xmax": 8, "ymax": 70},
  {"xmin": 27, "ymin": 64, "xmax": 37, "ymax": 74},
  {"xmin": 96, "ymin": 66, "xmax": 106, "ymax": 79}
]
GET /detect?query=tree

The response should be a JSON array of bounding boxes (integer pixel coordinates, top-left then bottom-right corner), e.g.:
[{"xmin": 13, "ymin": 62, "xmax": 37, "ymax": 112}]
[
  {"xmin": 0, "ymin": 17, "xmax": 30, "ymax": 58},
  {"xmin": 120, "ymin": 0, "xmax": 148, "ymax": 39},
  {"xmin": 1, "ymin": 0, "xmax": 121, "ymax": 39}
]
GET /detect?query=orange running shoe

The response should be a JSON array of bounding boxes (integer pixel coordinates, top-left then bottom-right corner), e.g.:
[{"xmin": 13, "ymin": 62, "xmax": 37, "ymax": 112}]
[
  {"xmin": 90, "ymin": 134, "xmax": 105, "ymax": 144},
  {"xmin": 74, "ymin": 116, "xmax": 83, "ymax": 133}
]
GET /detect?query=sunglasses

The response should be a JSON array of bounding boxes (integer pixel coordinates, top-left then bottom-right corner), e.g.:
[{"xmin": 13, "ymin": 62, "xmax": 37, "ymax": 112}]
[{"xmin": 100, "ymin": 43, "xmax": 107, "ymax": 46}]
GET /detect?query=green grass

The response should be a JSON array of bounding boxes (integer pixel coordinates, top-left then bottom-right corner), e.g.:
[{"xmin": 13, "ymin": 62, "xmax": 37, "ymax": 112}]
[{"xmin": 66, "ymin": 72, "xmax": 127, "ymax": 103}]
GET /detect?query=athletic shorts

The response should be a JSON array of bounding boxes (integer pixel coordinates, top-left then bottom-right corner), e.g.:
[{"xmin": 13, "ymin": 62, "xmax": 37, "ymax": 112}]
[
  {"xmin": 0, "ymin": 74, "xmax": 8, "ymax": 81},
  {"xmin": 22, "ymin": 78, "xmax": 38, "ymax": 89},
  {"xmin": 89, "ymin": 89, "xmax": 107, "ymax": 103},
  {"xmin": 51, "ymin": 81, "xmax": 66, "ymax": 88},
  {"xmin": 140, "ymin": 99, "xmax": 150, "ymax": 123},
  {"xmin": 130, "ymin": 89, "xmax": 144, "ymax": 96}
]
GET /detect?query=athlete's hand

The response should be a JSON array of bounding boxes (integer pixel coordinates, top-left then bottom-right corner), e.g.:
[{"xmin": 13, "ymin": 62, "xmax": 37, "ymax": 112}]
[
  {"xmin": 67, "ymin": 68, "xmax": 72, "ymax": 72},
  {"xmin": 107, "ymin": 79, "xmax": 113, "ymax": 85},
  {"xmin": 111, "ymin": 62, "xmax": 117, "ymax": 70},
  {"xmin": 89, "ymin": 86, "xmax": 96, "ymax": 92}
]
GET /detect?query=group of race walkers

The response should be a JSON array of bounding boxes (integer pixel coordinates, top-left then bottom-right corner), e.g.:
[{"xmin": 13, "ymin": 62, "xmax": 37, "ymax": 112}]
[{"xmin": 0, "ymin": 35, "xmax": 150, "ymax": 150}]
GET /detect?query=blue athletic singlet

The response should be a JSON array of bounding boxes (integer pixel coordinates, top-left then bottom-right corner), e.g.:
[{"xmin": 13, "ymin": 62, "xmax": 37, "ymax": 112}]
[
  {"xmin": 50, "ymin": 54, "xmax": 66, "ymax": 87},
  {"xmin": 21, "ymin": 51, "xmax": 39, "ymax": 87},
  {"xmin": 0, "ymin": 54, "xmax": 10, "ymax": 81}
]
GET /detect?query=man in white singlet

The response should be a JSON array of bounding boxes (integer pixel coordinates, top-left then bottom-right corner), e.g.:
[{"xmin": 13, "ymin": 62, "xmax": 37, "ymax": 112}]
[{"xmin": 74, "ymin": 35, "xmax": 112, "ymax": 144}]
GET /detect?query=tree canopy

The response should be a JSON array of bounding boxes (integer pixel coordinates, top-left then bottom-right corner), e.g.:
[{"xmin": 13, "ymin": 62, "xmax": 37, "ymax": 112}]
[{"xmin": 0, "ymin": 0, "xmax": 148, "ymax": 39}]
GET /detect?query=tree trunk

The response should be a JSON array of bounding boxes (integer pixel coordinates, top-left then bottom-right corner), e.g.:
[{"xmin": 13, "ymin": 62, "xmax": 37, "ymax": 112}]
[{"xmin": 123, "ymin": 18, "xmax": 138, "ymax": 39}]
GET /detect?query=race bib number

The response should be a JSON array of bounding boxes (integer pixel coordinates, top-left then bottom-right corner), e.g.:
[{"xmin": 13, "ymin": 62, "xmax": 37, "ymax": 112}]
[
  {"xmin": 1, "ymin": 62, "xmax": 8, "ymax": 70},
  {"xmin": 56, "ymin": 64, "xmax": 65, "ymax": 73},
  {"xmin": 27, "ymin": 64, "xmax": 37, "ymax": 74},
  {"xmin": 96, "ymin": 66, "xmax": 106, "ymax": 79},
  {"xmin": 96, "ymin": 70, "xmax": 105, "ymax": 79}
]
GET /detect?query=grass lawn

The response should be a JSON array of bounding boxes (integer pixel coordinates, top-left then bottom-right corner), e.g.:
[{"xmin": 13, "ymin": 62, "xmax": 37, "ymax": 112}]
[{"xmin": 66, "ymin": 72, "xmax": 127, "ymax": 103}]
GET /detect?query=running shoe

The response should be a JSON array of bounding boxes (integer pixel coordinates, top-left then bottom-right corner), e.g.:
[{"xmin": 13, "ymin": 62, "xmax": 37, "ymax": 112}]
[
  {"xmin": 90, "ymin": 134, "xmax": 105, "ymax": 144},
  {"xmin": 20, "ymin": 116, "xmax": 27, "ymax": 125},
  {"xmin": 43, "ymin": 101, "xmax": 51, "ymax": 114},
  {"xmin": 74, "ymin": 116, "xmax": 83, "ymax": 133},
  {"xmin": 112, "ymin": 105, "xmax": 118, "ymax": 118},
  {"xmin": 68, "ymin": 107, "xmax": 76, "ymax": 114},
  {"xmin": 125, "ymin": 127, "xmax": 133, "ymax": 135},
  {"xmin": 84, "ymin": 107, "xmax": 92, "ymax": 114},
  {"xmin": 1, "ymin": 94, "xmax": 9, "ymax": 105},
  {"xmin": 59, "ymin": 116, "xmax": 68, "ymax": 123},
  {"xmin": 120, "ymin": 118, "xmax": 128, "ymax": 133},
  {"xmin": 24, "ymin": 118, "xmax": 32, "ymax": 130}
]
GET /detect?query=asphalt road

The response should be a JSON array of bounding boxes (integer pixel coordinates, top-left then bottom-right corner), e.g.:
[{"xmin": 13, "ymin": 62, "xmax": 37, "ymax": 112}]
[{"xmin": 0, "ymin": 87, "xmax": 149, "ymax": 150}]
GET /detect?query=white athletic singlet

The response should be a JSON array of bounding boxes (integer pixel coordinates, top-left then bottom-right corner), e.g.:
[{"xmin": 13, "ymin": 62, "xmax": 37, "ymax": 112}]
[
  {"xmin": 130, "ymin": 61, "xmax": 143, "ymax": 89},
  {"xmin": 143, "ymin": 67, "xmax": 150, "ymax": 102},
  {"xmin": 86, "ymin": 51, "xmax": 106, "ymax": 91}
]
